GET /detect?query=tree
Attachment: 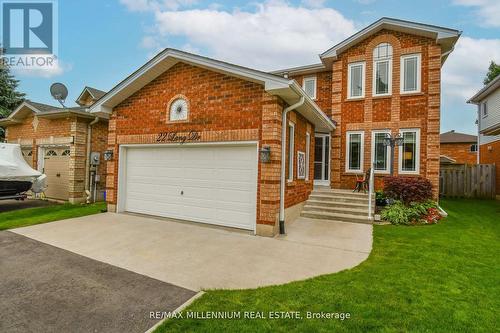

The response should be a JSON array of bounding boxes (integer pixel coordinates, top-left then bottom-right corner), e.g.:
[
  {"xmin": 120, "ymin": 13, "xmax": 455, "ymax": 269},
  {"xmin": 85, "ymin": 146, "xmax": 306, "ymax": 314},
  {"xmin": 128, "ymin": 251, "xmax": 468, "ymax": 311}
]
[
  {"xmin": 484, "ymin": 61, "xmax": 500, "ymax": 85},
  {"xmin": 0, "ymin": 59, "xmax": 25, "ymax": 140}
]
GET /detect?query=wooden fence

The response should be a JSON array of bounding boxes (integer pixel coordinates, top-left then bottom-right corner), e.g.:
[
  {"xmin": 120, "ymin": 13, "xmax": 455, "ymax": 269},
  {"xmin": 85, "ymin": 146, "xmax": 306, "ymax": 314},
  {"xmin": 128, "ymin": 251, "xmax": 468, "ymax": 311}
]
[{"xmin": 439, "ymin": 164, "xmax": 496, "ymax": 199}]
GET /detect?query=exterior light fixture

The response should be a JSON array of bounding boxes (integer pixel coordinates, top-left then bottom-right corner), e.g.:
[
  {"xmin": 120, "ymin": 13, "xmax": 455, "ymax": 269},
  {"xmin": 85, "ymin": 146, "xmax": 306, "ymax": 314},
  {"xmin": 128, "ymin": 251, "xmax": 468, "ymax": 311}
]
[
  {"xmin": 103, "ymin": 149, "xmax": 114, "ymax": 161},
  {"xmin": 260, "ymin": 146, "xmax": 271, "ymax": 163}
]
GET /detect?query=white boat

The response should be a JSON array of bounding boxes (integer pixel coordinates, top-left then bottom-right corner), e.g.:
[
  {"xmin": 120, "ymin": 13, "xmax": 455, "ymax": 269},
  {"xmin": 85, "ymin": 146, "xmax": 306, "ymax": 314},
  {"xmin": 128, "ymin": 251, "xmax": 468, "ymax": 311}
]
[{"xmin": 0, "ymin": 143, "xmax": 47, "ymax": 199}]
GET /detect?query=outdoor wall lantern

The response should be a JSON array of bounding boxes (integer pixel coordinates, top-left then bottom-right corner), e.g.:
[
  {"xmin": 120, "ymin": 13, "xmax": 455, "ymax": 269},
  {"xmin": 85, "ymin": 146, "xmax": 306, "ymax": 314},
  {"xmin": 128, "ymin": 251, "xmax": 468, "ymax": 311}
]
[
  {"xmin": 383, "ymin": 133, "xmax": 404, "ymax": 175},
  {"xmin": 260, "ymin": 146, "xmax": 271, "ymax": 163},
  {"xmin": 103, "ymin": 149, "xmax": 114, "ymax": 161}
]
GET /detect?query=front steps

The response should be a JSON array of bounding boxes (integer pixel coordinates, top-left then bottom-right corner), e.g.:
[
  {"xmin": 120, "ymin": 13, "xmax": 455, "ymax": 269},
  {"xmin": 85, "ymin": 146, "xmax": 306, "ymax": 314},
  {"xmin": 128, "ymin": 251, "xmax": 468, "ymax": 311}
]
[{"xmin": 301, "ymin": 188, "xmax": 374, "ymax": 224}]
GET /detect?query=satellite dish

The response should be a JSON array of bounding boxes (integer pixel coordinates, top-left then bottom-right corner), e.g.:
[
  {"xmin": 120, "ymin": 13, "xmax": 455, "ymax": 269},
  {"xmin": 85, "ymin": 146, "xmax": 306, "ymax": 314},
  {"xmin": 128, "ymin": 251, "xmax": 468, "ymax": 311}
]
[{"xmin": 50, "ymin": 82, "xmax": 68, "ymax": 107}]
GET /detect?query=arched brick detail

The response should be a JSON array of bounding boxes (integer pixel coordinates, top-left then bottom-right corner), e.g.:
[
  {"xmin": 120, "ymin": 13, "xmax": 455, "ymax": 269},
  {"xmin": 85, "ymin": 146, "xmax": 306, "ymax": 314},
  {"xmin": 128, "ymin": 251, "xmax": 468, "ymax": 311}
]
[{"xmin": 166, "ymin": 94, "xmax": 190, "ymax": 123}]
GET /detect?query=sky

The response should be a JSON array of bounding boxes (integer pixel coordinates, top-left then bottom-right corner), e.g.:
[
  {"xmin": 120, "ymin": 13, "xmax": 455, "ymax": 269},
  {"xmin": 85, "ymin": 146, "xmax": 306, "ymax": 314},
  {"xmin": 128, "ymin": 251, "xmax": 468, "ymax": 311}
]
[{"xmin": 10, "ymin": 0, "xmax": 500, "ymax": 135}]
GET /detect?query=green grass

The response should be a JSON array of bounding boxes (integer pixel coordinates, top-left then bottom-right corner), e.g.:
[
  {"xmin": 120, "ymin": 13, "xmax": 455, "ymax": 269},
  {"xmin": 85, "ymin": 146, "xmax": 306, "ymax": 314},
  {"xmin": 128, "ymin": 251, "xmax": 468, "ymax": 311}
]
[
  {"xmin": 0, "ymin": 202, "xmax": 106, "ymax": 230},
  {"xmin": 156, "ymin": 199, "xmax": 500, "ymax": 332}
]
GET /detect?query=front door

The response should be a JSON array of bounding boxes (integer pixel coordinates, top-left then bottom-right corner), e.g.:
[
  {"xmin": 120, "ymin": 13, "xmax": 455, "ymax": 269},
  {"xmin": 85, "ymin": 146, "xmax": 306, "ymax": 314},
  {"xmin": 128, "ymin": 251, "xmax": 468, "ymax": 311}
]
[{"xmin": 314, "ymin": 134, "xmax": 330, "ymax": 186}]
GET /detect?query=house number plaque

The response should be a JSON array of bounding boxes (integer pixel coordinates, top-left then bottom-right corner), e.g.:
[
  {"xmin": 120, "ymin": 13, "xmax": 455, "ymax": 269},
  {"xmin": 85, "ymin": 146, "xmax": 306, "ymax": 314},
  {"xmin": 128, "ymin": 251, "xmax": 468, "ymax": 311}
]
[{"xmin": 156, "ymin": 131, "xmax": 201, "ymax": 144}]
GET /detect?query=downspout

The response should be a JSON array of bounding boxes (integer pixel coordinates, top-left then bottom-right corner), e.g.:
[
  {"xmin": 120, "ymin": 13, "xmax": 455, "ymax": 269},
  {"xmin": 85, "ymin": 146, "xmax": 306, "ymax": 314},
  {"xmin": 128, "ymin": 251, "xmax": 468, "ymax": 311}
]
[
  {"xmin": 279, "ymin": 96, "xmax": 305, "ymax": 235},
  {"xmin": 85, "ymin": 116, "xmax": 100, "ymax": 203}
]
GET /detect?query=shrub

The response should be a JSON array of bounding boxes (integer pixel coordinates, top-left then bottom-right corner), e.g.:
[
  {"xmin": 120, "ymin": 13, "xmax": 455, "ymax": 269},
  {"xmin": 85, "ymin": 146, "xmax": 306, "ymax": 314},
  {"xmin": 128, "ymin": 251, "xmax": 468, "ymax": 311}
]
[
  {"xmin": 381, "ymin": 200, "xmax": 441, "ymax": 225},
  {"xmin": 383, "ymin": 177, "xmax": 433, "ymax": 205},
  {"xmin": 375, "ymin": 190, "xmax": 388, "ymax": 207}
]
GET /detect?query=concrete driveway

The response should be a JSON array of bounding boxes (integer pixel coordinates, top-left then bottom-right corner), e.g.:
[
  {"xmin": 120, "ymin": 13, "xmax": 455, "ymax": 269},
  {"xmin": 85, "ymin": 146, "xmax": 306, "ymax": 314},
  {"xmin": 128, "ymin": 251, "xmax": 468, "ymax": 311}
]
[
  {"xmin": 12, "ymin": 213, "xmax": 373, "ymax": 291},
  {"xmin": 0, "ymin": 231, "xmax": 196, "ymax": 333}
]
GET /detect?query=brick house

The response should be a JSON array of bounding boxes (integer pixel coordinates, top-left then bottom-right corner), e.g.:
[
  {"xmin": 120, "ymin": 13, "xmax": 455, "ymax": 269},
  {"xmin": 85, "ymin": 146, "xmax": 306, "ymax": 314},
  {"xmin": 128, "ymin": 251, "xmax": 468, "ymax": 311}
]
[
  {"xmin": 0, "ymin": 87, "xmax": 108, "ymax": 203},
  {"xmin": 90, "ymin": 17, "xmax": 460, "ymax": 236},
  {"xmin": 439, "ymin": 130, "xmax": 477, "ymax": 165},
  {"xmin": 468, "ymin": 75, "xmax": 500, "ymax": 196}
]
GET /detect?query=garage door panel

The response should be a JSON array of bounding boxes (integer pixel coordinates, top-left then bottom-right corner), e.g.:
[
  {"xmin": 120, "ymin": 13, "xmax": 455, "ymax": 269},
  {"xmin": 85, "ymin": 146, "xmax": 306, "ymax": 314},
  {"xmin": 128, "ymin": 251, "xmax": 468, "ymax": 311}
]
[
  {"xmin": 128, "ymin": 176, "xmax": 184, "ymax": 188},
  {"xmin": 212, "ymin": 169, "xmax": 253, "ymax": 182},
  {"xmin": 123, "ymin": 145, "xmax": 257, "ymax": 230}
]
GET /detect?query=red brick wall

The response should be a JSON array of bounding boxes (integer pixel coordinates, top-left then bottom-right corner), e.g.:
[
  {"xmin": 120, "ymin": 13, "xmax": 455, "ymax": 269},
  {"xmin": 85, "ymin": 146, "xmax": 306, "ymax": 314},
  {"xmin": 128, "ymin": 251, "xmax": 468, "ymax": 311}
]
[
  {"xmin": 441, "ymin": 142, "xmax": 477, "ymax": 165},
  {"xmin": 90, "ymin": 121, "xmax": 109, "ymax": 193},
  {"xmin": 106, "ymin": 62, "xmax": 314, "ymax": 234},
  {"xmin": 480, "ymin": 140, "xmax": 500, "ymax": 194},
  {"xmin": 327, "ymin": 29, "xmax": 442, "ymax": 198},
  {"xmin": 5, "ymin": 113, "xmax": 108, "ymax": 202},
  {"xmin": 291, "ymin": 71, "xmax": 332, "ymax": 115},
  {"xmin": 285, "ymin": 111, "xmax": 314, "ymax": 208},
  {"xmin": 6, "ymin": 114, "xmax": 72, "ymax": 168}
]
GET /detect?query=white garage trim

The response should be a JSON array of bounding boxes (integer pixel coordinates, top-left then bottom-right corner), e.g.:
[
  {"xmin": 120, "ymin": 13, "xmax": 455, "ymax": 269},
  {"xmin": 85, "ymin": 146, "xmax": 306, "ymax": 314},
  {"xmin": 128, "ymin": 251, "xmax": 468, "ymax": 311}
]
[{"xmin": 117, "ymin": 141, "xmax": 259, "ymax": 233}]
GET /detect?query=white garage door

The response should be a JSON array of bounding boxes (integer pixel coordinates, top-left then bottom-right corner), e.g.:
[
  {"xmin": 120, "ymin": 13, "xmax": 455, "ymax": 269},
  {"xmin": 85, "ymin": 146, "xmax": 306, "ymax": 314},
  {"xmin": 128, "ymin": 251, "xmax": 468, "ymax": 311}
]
[{"xmin": 122, "ymin": 144, "xmax": 258, "ymax": 230}]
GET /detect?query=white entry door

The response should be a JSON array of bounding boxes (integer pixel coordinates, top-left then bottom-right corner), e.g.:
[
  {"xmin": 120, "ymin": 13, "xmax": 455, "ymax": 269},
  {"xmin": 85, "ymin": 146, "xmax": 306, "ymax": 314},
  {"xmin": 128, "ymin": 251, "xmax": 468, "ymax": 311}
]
[{"xmin": 121, "ymin": 144, "xmax": 258, "ymax": 231}]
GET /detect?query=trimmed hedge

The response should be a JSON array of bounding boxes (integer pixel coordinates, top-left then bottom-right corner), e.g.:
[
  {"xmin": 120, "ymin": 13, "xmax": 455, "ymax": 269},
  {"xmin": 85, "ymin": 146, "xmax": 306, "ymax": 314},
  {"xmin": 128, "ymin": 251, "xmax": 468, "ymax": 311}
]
[{"xmin": 383, "ymin": 176, "xmax": 433, "ymax": 205}]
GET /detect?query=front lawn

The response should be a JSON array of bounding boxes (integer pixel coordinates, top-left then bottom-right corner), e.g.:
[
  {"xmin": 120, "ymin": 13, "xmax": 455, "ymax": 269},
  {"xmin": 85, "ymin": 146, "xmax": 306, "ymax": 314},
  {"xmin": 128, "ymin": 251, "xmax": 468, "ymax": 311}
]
[
  {"xmin": 0, "ymin": 202, "xmax": 106, "ymax": 230},
  {"xmin": 156, "ymin": 199, "xmax": 499, "ymax": 332}
]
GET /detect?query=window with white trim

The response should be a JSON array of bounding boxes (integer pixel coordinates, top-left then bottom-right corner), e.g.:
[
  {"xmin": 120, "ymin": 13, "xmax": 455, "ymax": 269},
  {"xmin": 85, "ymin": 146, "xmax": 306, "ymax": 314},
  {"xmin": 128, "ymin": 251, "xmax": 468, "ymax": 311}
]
[
  {"xmin": 371, "ymin": 130, "xmax": 391, "ymax": 173},
  {"xmin": 303, "ymin": 77, "xmax": 317, "ymax": 100},
  {"xmin": 346, "ymin": 131, "xmax": 364, "ymax": 172},
  {"xmin": 399, "ymin": 129, "xmax": 420, "ymax": 174},
  {"xmin": 401, "ymin": 54, "xmax": 421, "ymax": 93},
  {"xmin": 481, "ymin": 102, "xmax": 488, "ymax": 118},
  {"xmin": 305, "ymin": 132, "xmax": 310, "ymax": 180},
  {"xmin": 288, "ymin": 122, "xmax": 295, "ymax": 181},
  {"xmin": 373, "ymin": 43, "xmax": 392, "ymax": 96},
  {"xmin": 348, "ymin": 62, "xmax": 365, "ymax": 99},
  {"xmin": 470, "ymin": 144, "xmax": 478, "ymax": 152}
]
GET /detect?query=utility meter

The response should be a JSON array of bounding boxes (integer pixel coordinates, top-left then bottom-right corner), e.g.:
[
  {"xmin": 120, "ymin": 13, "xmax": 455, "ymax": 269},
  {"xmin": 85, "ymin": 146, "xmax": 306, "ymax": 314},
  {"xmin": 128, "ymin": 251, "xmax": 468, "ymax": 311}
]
[{"xmin": 90, "ymin": 152, "xmax": 100, "ymax": 166}]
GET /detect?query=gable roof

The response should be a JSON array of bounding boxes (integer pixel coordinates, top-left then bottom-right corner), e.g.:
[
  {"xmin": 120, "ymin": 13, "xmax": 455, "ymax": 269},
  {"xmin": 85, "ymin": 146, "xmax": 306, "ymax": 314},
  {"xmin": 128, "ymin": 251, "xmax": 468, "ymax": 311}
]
[
  {"xmin": 76, "ymin": 86, "xmax": 107, "ymax": 106},
  {"xmin": 440, "ymin": 130, "xmax": 477, "ymax": 143},
  {"xmin": 90, "ymin": 48, "xmax": 335, "ymax": 132},
  {"xmin": 467, "ymin": 75, "xmax": 500, "ymax": 104},
  {"xmin": 321, "ymin": 17, "xmax": 461, "ymax": 64},
  {"xmin": 0, "ymin": 100, "xmax": 94, "ymax": 126}
]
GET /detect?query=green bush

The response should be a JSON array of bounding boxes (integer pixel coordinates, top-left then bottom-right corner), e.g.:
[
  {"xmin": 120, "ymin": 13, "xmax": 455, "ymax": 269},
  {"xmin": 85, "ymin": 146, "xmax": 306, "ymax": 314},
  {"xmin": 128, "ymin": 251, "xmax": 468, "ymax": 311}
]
[{"xmin": 381, "ymin": 200, "xmax": 438, "ymax": 225}]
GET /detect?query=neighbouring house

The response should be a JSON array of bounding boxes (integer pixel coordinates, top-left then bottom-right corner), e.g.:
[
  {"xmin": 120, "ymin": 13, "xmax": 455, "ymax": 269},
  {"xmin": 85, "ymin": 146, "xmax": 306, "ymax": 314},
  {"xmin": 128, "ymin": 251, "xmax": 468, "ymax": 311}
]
[
  {"xmin": 89, "ymin": 17, "xmax": 460, "ymax": 236},
  {"xmin": 468, "ymin": 74, "xmax": 500, "ymax": 196},
  {"xmin": 439, "ymin": 130, "xmax": 477, "ymax": 165},
  {"xmin": 0, "ymin": 87, "xmax": 108, "ymax": 202}
]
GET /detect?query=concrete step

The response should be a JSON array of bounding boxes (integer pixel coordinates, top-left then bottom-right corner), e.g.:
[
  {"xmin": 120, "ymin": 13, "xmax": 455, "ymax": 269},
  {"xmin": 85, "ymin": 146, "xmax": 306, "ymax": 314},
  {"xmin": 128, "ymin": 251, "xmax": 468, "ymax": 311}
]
[
  {"xmin": 308, "ymin": 194, "xmax": 369, "ymax": 204},
  {"xmin": 303, "ymin": 204, "xmax": 368, "ymax": 216},
  {"xmin": 312, "ymin": 188, "xmax": 370, "ymax": 198},
  {"xmin": 301, "ymin": 210, "xmax": 373, "ymax": 224},
  {"xmin": 305, "ymin": 199, "xmax": 369, "ymax": 210}
]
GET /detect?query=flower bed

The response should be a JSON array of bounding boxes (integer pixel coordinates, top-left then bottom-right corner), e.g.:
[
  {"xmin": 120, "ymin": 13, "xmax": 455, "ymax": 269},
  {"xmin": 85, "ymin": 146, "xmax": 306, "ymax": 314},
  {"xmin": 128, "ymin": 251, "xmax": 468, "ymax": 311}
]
[{"xmin": 379, "ymin": 176, "xmax": 443, "ymax": 225}]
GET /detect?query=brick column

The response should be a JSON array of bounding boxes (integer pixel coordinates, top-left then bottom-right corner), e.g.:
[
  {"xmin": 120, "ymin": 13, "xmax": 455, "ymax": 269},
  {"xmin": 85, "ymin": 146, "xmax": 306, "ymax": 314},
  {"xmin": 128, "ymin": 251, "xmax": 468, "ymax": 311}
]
[
  {"xmin": 257, "ymin": 93, "xmax": 283, "ymax": 236},
  {"xmin": 68, "ymin": 117, "xmax": 88, "ymax": 203},
  {"xmin": 106, "ymin": 116, "xmax": 118, "ymax": 212},
  {"xmin": 331, "ymin": 59, "xmax": 343, "ymax": 188},
  {"xmin": 427, "ymin": 45, "xmax": 442, "ymax": 199}
]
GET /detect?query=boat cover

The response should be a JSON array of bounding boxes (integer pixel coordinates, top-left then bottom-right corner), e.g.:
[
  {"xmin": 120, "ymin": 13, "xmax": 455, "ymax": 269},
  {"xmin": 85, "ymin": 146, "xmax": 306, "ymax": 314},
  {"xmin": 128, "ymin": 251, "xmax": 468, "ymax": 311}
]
[{"xmin": 0, "ymin": 143, "xmax": 42, "ymax": 180}]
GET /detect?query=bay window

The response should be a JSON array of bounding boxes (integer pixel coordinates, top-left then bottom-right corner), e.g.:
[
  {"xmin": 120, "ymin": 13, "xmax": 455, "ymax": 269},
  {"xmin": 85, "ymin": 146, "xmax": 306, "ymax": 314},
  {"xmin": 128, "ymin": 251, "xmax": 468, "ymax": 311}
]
[
  {"xmin": 348, "ymin": 62, "xmax": 365, "ymax": 99},
  {"xmin": 346, "ymin": 131, "xmax": 364, "ymax": 172},
  {"xmin": 398, "ymin": 129, "xmax": 420, "ymax": 174},
  {"xmin": 373, "ymin": 43, "xmax": 392, "ymax": 96},
  {"xmin": 401, "ymin": 54, "xmax": 421, "ymax": 93}
]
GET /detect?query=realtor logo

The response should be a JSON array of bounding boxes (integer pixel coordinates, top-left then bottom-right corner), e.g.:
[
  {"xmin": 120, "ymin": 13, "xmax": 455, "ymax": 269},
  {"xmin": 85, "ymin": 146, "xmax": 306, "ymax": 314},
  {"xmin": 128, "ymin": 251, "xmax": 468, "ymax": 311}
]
[{"xmin": 0, "ymin": 0, "xmax": 58, "ymax": 69}]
